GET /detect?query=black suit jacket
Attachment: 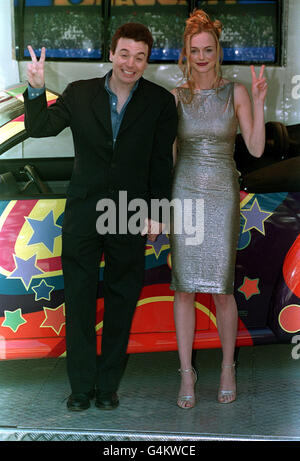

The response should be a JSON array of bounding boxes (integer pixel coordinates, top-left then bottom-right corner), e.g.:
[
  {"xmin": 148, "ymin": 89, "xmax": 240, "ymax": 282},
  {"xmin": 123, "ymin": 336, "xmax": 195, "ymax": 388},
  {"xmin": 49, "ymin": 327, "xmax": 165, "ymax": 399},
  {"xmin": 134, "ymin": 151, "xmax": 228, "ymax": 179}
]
[{"xmin": 24, "ymin": 76, "xmax": 178, "ymax": 235}]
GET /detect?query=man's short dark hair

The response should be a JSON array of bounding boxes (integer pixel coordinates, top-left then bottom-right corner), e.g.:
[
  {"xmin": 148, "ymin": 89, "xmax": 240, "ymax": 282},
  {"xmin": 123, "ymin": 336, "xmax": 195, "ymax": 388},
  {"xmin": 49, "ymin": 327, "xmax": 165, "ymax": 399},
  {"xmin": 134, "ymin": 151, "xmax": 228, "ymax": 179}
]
[{"xmin": 110, "ymin": 23, "xmax": 153, "ymax": 61}]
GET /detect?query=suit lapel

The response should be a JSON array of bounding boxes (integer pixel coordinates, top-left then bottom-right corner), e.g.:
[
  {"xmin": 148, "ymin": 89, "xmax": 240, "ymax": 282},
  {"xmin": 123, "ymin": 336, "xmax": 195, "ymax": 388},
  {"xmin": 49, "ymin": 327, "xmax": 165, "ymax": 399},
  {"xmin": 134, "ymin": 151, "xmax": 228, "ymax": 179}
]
[
  {"xmin": 118, "ymin": 78, "xmax": 151, "ymax": 137},
  {"xmin": 91, "ymin": 77, "xmax": 113, "ymax": 137}
]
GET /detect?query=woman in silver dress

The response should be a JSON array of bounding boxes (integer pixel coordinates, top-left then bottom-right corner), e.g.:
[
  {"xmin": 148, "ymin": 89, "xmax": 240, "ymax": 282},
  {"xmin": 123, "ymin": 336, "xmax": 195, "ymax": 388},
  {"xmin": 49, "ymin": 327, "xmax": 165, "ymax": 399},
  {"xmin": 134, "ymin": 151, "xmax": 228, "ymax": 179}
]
[{"xmin": 170, "ymin": 10, "xmax": 267, "ymax": 408}]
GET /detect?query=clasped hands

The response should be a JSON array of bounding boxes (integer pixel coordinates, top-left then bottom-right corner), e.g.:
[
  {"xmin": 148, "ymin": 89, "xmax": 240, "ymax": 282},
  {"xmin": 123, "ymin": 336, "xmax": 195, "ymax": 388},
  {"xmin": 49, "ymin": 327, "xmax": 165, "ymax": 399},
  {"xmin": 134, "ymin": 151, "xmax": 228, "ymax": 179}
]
[{"xmin": 141, "ymin": 218, "xmax": 165, "ymax": 242}]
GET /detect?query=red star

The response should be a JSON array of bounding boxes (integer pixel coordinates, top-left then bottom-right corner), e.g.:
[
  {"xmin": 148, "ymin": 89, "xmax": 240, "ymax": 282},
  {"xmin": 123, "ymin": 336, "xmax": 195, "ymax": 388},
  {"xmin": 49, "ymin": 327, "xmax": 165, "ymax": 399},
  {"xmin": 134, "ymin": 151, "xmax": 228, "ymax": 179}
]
[
  {"xmin": 40, "ymin": 304, "xmax": 65, "ymax": 335},
  {"xmin": 238, "ymin": 277, "xmax": 260, "ymax": 300}
]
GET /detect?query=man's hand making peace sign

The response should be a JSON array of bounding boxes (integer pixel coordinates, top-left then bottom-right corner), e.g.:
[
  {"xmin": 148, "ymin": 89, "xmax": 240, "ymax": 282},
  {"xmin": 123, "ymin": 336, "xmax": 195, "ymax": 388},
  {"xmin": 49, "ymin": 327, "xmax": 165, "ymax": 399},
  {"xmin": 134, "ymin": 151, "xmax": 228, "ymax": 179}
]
[{"xmin": 27, "ymin": 45, "xmax": 46, "ymax": 89}]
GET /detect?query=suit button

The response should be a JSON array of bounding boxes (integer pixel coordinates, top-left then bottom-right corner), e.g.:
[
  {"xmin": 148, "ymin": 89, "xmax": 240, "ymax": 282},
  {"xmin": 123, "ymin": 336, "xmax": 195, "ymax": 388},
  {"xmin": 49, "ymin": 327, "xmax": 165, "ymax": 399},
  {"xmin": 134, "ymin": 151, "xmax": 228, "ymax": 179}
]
[
  {"xmin": 111, "ymin": 162, "xmax": 116, "ymax": 168},
  {"xmin": 107, "ymin": 140, "xmax": 113, "ymax": 148}
]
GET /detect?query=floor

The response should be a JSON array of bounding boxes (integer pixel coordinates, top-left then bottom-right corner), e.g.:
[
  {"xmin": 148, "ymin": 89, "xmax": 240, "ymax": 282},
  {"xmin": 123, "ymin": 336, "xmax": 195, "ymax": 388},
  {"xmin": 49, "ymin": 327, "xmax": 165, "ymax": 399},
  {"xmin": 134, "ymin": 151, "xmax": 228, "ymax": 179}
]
[{"xmin": 0, "ymin": 343, "xmax": 300, "ymax": 442}]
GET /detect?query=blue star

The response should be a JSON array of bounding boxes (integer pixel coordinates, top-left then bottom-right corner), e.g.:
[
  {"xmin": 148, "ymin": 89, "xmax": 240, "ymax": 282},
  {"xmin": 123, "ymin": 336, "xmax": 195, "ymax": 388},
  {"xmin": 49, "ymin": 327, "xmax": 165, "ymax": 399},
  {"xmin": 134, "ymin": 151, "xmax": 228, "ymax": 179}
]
[
  {"xmin": 241, "ymin": 199, "xmax": 273, "ymax": 235},
  {"xmin": 26, "ymin": 211, "xmax": 62, "ymax": 253},
  {"xmin": 8, "ymin": 254, "xmax": 44, "ymax": 290},
  {"xmin": 148, "ymin": 233, "xmax": 170, "ymax": 258},
  {"xmin": 31, "ymin": 279, "xmax": 55, "ymax": 301}
]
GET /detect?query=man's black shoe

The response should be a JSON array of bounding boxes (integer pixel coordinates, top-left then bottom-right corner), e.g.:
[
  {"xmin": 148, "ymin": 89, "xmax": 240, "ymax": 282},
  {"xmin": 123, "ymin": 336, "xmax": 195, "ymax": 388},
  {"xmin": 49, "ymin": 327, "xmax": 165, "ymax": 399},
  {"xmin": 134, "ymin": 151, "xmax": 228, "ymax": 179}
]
[
  {"xmin": 67, "ymin": 390, "xmax": 95, "ymax": 411},
  {"xmin": 95, "ymin": 390, "xmax": 119, "ymax": 410}
]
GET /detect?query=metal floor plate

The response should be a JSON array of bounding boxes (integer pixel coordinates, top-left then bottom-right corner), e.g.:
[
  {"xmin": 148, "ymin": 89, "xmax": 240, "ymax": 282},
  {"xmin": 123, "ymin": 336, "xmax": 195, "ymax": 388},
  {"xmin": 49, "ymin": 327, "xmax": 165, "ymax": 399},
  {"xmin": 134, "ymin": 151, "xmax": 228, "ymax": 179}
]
[{"xmin": 0, "ymin": 344, "xmax": 300, "ymax": 441}]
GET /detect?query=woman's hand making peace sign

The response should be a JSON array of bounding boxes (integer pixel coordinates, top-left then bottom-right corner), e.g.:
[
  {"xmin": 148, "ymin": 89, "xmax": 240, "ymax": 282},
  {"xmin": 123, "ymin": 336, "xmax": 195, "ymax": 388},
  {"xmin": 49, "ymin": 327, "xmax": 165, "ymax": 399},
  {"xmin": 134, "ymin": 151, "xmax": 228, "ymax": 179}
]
[
  {"xmin": 251, "ymin": 64, "xmax": 267, "ymax": 104},
  {"xmin": 27, "ymin": 45, "xmax": 46, "ymax": 89}
]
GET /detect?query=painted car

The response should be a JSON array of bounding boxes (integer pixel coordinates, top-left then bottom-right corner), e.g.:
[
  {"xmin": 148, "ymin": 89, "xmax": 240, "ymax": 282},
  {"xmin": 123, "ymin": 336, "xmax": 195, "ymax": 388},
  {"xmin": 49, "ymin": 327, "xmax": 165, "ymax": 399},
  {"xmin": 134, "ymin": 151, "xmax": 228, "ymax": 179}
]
[{"xmin": 0, "ymin": 84, "xmax": 299, "ymax": 360}]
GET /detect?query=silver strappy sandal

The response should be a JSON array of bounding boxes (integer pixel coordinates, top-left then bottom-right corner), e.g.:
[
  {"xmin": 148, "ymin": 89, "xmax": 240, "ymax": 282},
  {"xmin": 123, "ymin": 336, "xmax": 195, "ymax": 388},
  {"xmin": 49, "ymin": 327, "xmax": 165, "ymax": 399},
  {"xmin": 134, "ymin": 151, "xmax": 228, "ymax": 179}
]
[
  {"xmin": 177, "ymin": 367, "xmax": 198, "ymax": 409},
  {"xmin": 217, "ymin": 363, "xmax": 237, "ymax": 404}
]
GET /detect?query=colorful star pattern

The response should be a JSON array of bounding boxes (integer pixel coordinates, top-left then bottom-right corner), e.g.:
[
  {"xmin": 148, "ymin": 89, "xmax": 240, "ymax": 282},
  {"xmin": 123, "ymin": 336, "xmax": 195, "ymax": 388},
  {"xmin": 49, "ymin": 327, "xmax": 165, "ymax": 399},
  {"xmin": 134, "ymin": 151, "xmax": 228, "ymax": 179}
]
[
  {"xmin": 26, "ymin": 210, "xmax": 62, "ymax": 253},
  {"xmin": 40, "ymin": 304, "xmax": 65, "ymax": 335},
  {"xmin": 240, "ymin": 199, "xmax": 273, "ymax": 235},
  {"xmin": 238, "ymin": 277, "xmax": 260, "ymax": 300},
  {"xmin": 31, "ymin": 279, "xmax": 55, "ymax": 301},
  {"xmin": 1, "ymin": 308, "xmax": 26, "ymax": 333},
  {"xmin": 8, "ymin": 254, "xmax": 44, "ymax": 290}
]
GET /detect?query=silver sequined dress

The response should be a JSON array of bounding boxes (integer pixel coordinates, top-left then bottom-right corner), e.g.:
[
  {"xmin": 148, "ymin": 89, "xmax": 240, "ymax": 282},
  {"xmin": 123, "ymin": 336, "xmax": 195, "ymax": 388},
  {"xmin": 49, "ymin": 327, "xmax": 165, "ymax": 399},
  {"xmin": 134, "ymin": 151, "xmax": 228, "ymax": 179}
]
[{"xmin": 170, "ymin": 82, "xmax": 240, "ymax": 294}]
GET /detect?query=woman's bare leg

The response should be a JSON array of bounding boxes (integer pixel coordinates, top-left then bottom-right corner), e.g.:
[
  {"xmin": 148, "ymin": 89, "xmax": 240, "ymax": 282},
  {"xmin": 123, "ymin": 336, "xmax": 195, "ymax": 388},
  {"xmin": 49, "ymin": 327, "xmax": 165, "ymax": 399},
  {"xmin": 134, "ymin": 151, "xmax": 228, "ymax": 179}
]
[
  {"xmin": 173, "ymin": 291, "xmax": 197, "ymax": 408},
  {"xmin": 213, "ymin": 293, "xmax": 238, "ymax": 403}
]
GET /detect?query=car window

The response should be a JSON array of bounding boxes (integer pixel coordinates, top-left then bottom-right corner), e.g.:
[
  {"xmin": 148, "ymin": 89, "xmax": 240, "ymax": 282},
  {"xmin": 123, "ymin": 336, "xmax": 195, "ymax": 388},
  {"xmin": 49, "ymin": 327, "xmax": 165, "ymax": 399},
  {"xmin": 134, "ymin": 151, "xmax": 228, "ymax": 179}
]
[{"xmin": 0, "ymin": 84, "xmax": 74, "ymax": 159}]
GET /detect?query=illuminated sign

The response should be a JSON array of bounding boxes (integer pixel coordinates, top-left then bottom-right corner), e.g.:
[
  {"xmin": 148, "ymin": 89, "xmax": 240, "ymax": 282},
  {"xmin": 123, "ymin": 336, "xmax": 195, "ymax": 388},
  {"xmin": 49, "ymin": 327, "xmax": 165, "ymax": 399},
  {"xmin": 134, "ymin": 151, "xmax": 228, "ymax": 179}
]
[
  {"xmin": 24, "ymin": 0, "xmax": 188, "ymax": 5},
  {"xmin": 22, "ymin": 0, "xmax": 277, "ymax": 6}
]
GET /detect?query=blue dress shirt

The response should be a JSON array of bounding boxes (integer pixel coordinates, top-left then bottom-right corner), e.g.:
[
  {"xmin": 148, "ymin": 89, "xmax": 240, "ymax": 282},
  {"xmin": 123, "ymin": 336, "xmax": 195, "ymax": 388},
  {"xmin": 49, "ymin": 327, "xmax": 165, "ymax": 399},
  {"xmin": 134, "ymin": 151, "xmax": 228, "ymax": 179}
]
[{"xmin": 104, "ymin": 70, "xmax": 139, "ymax": 146}]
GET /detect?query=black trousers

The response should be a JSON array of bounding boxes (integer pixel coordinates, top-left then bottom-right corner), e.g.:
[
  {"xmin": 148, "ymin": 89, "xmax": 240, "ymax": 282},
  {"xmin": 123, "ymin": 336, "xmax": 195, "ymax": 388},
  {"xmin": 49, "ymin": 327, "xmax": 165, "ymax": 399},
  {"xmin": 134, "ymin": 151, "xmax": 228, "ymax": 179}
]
[{"xmin": 61, "ymin": 231, "xmax": 146, "ymax": 394}]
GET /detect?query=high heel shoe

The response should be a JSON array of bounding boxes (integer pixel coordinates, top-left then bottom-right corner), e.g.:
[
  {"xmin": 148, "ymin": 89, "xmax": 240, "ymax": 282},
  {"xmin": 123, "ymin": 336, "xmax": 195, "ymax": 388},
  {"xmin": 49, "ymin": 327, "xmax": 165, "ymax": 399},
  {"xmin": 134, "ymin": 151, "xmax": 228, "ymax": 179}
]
[
  {"xmin": 177, "ymin": 367, "xmax": 198, "ymax": 409},
  {"xmin": 217, "ymin": 363, "xmax": 236, "ymax": 404}
]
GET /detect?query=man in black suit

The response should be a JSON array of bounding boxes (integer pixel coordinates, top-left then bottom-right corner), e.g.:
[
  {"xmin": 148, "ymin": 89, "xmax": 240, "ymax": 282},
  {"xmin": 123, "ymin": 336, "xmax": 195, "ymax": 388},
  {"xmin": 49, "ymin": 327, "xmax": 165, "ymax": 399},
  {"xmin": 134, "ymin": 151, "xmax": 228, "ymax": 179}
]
[{"xmin": 24, "ymin": 23, "xmax": 177, "ymax": 411}]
